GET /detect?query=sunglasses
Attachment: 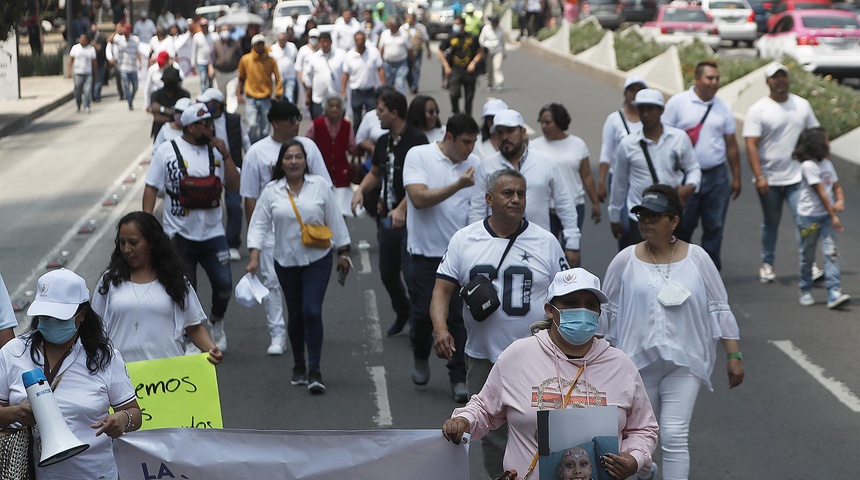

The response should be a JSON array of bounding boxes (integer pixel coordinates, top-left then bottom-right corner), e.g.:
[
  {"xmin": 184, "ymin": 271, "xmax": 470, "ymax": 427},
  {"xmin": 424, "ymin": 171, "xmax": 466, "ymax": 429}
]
[
  {"xmin": 426, "ymin": 108, "xmax": 440, "ymax": 115},
  {"xmin": 635, "ymin": 211, "xmax": 673, "ymax": 223},
  {"xmin": 196, "ymin": 119, "xmax": 214, "ymax": 127},
  {"xmin": 288, "ymin": 113, "xmax": 303, "ymax": 123}
]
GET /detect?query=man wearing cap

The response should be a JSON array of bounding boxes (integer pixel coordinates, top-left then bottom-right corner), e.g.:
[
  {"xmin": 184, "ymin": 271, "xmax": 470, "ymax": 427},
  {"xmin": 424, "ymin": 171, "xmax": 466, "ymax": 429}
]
[
  {"xmin": 149, "ymin": 26, "xmax": 176, "ymax": 65},
  {"xmin": 110, "ymin": 24, "xmax": 142, "ymax": 110},
  {"xmin": 143, "ymin": 104, "xmax": 241, "ymax": 352},
  {"xmin": 296, "ymin": 27, "xmax": 321, "ymax": 116},
  {"xmin": 433, "ymin": 168, "xmax": 568, "ymax": 477},
  {"xmin": 238, "ymin": 34, "xmax": 284, "ymax": 143},
  {"xmin": 437, "ymin": 16, "xmax": 483, "ymax": 116},
  {"xmin": 241, "ymin": 99, "xmax": 332, "ymax": 356},
  {"xmin": 332, "ymin": 7, "xmax": 362, "ymax": 52},
  {"xmin": 209, "ymin": 25, "xmax": 242, "ymax": 102},
  {"xmin": 192, "ymin": 18, "xmax": 216, "ymax": 92},
  {"xmin": 662, "ymin": 61, "xmax": 741, "ymax": 271},
  {"xmin": 469, "ymin": 109, "xmax": 582, "ymax": 267},
  {"xmin": 479, "ymin": 14, "xmax": 505, "ymax": 92},
  {"xmin": 149, "ymin": 66, "xmax": 190, "ymax": 139},
  {"xmin": 610, "ymin": 88, "xmax": 701, "ymax": 250},
  {"xmin": 473, "ymin": 98, "xmax": 508, "ymax": 160},
  {"xmin": 373, "ymin": 1, "xmax": 390, "ymax": 24},
  {"xmin": 153, "ymin": 97, "xmax": 194, "ymax": 148},
  {"xmin": 598, "ymin": 76, "xmax": 646, "ymax": 204},
  {"xmin": 743, "ymin": 63, "xmax": 819, "ymax": 283},
  {"xmin": 341, "ymin": 31, "xmax": 385, "ymax": 128},
  {"xmin": 304, "ymin": 32, "xmax": 346, "ymax": 119},
  {"xmin": 143, "ymin": 51, "xmax": 186, "ymax": 117},
  {"xmin": 199, "ymin": 87, "xmax": 251, "ymax": 261},
  {"xmin": 403, "ymin": 113, "xmax": 480, "ymax": 397},
  {"xmin": 462, "ymin": 3, "xmax": 481, "ymax": 36}
]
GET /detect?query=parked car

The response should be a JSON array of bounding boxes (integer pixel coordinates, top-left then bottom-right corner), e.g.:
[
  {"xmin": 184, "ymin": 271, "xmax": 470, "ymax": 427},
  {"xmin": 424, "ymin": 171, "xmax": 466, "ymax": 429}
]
[
  {"xmin": 426, "ymin": 0, "xmax": 459, "ymax": 37},
  {"xmin": 579, "ymin": 0, "xmax": 659, "ymax": 29},
  {"xmin": 642, "ymin": 4, "xmax": 722, "ymax": 47},
  {"xmin": 195, "ymin": 5, "xmax": 233, "ymax": 22},
  {"xmin": 765, "ymin": 0, "xmax": 833, "ymax": 31},
  {"xmin": 700, "ymin": 0, "xmax": 758, "ymax": 45},
  {"xmin": 757, "ymin": 9, "xmax": 860, "ymax": 80},
  {"xmin": 746, "ymin": 0, "xmax": 774, "ymax": 32},
  {"xmin": 272, "ymin": 0, "xmax": 316, "ymax": 33}
]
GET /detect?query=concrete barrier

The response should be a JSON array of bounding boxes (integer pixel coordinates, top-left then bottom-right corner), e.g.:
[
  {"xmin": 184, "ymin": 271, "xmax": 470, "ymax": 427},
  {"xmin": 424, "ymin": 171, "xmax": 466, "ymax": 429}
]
[
  {"xmin": 628, "ymin": 45, "xmax": 685, "ymax": 93},
  {"xmin": 541, "ymin": 20, "xmax": 571, "ymax": 54},
  {"xmin": 578, "ymin": 31, "xmax": 616, "ymax": 71}
]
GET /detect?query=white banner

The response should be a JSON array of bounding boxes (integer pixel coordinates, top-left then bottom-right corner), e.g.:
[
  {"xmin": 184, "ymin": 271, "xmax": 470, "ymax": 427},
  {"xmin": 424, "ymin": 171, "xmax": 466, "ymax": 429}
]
[
  {"xmin": 0, "ymin": 29, "xmax": 20, "ymax": 100},
  {"xmin": 115, "ymin": 428, "xmax": 470, "ymax": 479}
]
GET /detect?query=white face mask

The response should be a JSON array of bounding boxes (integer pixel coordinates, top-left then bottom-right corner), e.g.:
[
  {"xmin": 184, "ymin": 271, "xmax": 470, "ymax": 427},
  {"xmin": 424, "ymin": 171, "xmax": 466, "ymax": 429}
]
[
  {"xmin": 219, "ymin": 30, "xmax": 231, "ymax": 40},
  {"xmin": 451, "ymin": 24, "xmax": 462, "ymax": 34},
  {"xmin": 309, "ymin": 37, "xmax": 319, "ymax": 46}
]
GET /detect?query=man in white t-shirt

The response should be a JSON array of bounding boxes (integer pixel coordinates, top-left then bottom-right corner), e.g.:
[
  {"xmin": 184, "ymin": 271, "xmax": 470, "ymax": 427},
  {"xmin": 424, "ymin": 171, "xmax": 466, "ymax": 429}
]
[
  {"xmin": 304, "ymin": 32, "xmax": 346, "ymax": 119},
  {"xmin": 143, "ymin": 104, "xmax": 240, "ymax": 352},
  {"xmin": 191, "ymin": 19, "xmax": 216, "ymax": 92},
  {"xmin": 434, "ymin": 168, "xmax": 567, "ymax": 477},
  {"xmin": 133, "ymin": 11, "xmax": 157, "ymax": 45},
  {"xmin": 609, "ymin": 89, "xmax": 701, "ymax": 249},
  {"xmin": 341, "ymin": 31, "xmax": 384, "ymax": 128},
  {"xmin": 378, "ymin": 17, "xmax": 412, "ymax": 95},
  {"xmin": 743, "ymin": 63, "xmax": 820, "ymax": 283},
  {"xmin": 663, "ymin": 61, "xmax": 741, "ymax": 271},
  {"xmin": 469, "ymin": 109, "xmax": 582, "ymax": 267},
  {"xmin": 403, "ymin": 113, "xmax": 480, "ymax": 398},
  {"xmin": 270, "ymin": 29, "xmax": 299, "ymax": 104},
  {"xmin": 68, "ymin": 34, "xmax": 97, "ymax": 113},
  {"xmin": 332, "ymin": 7, "xmax": 362, "ymax": 52},
  {"xmin": 241, "ymin": 100, "xmax": 332, "ymax": 356}
]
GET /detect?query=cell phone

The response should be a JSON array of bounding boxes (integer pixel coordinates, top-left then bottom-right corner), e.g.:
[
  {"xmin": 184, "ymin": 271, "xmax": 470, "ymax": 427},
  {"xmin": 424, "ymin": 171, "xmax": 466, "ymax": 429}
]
[{"xmin": 337, "ymin": 266, "xmax": 347, "ymax": 286}]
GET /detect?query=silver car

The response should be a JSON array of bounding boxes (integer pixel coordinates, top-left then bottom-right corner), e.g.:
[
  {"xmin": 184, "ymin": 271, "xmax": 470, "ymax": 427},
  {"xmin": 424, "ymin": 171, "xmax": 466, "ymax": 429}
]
[{"xmin": 700, "ymin": 0, "xmax": 758, "ymax": 45}]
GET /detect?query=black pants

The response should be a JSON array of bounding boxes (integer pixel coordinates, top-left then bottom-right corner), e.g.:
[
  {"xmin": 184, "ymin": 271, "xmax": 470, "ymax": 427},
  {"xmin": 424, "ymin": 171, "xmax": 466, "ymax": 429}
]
[
  {"xmin": 351, "ymin": 88, "xmax": 377, "ymax": 132},
  {"xmin": 525, "ymin": 11, "xmax": 543, "ymax": 37},
  {"xmin": 377, "ymin": 221, "xmax": 411, "ymax": 324},
  {"xmin": 448, "ymin": 68, "xmax": 477, "ymax": 116},
  {"xmin": 407, "ymin": 254, "xmax": 467, "ymax": 385}
]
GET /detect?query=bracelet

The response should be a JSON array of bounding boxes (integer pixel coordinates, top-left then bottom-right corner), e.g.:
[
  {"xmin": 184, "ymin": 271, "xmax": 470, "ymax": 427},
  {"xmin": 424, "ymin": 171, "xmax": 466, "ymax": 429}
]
[
  {"xmin": 727, "ymin": 352, "xmax": 743, "ymax": 360},
  {"xmin": 756, "ymin": 175, "xmax": 766, "ymax": 181},
  {"xmin": 339, "ymin": 254, "xmax": 350, "ymax": 259},
  {"xmin": 121, "ymin": 409, "xmax": 133, "ymax": 432}
]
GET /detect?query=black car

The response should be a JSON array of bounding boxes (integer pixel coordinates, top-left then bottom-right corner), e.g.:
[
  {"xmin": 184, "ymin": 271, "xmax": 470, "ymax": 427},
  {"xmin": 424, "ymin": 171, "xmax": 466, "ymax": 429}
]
[{"xmin": 580, "ymin": 0, "xmax": 659, "ymax": 29}]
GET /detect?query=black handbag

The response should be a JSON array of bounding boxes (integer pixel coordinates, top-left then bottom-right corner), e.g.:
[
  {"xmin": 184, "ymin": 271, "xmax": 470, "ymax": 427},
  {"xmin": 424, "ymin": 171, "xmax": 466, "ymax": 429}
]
[{"xmin": 459, "ymin": 232, "xmax": 519, "ymax": 322}]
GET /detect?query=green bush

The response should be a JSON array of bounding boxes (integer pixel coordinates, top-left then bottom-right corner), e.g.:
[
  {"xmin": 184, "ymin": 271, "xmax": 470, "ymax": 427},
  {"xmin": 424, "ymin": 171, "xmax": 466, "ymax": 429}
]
[
  {"xmin": 779, "ymin": 59, "xmax": 860, "ymax": 139},
  {"xmin": 536, "ymin": 26, "xmax": 559, "ymax": 41},
  {"xmin": 676, "ymin": 40, "xmax": 770, "ymax": 87},
  {"xmin": 568, "ymin": 21, "xmax": 604, "ymax": 54},
  {"xmin": 614, "ymin": 30, "xmax": 667, "ymax": 71},
  {"xmin": 18, "ymin": 47, "xmax": 64, "ymax": 77}
]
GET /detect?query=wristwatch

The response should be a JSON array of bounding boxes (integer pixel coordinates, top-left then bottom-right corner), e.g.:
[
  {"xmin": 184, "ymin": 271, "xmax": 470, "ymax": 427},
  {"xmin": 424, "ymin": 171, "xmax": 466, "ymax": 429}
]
[{"xmin": 159, "ymin": 106, "xmax": 166, "ymax": 114}]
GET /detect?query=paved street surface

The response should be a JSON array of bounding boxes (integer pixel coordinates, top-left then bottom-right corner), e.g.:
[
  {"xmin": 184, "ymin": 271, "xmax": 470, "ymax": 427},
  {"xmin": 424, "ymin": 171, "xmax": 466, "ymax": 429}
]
[{"xmin": 2, "ymin": 39, "xmax": 859, "ymax": 479}]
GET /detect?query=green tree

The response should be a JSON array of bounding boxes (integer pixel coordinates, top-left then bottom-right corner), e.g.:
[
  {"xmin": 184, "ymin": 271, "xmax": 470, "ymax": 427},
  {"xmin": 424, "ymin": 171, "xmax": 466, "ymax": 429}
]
[{"xmin": 0, "ymin": 1, "xmax": 30, "ymax": 43}]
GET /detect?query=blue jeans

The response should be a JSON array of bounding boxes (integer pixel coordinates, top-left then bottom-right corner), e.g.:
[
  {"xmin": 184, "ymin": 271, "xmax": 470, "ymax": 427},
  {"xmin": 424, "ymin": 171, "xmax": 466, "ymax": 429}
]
[
  {"xmin": 384, "ymin": 59, "xmax": 409, "ymax": 95},
  {"xmin": 245, "ymin": 96, "xmax": 272, "ymax": 143},
  {"xmin": 120, "ymin": 71, "xmax": 138, "ymax": 108},
  {"xmin": 74, "ymin": 74, "xmax": 93, "ymax": 109},
  {"xmin": 406, "ymin": 254, "xmax": 466, "ymax": 385},
  {"xmin": 410, "ymin": 53, "xmax": 424, "ymax": 91},
  {"xmin": 549, "ymin": 204, "xmax": 585, "ymax": 248},
  {"xmin": 350, "ymin": 88, "xmax": 377, "ymax": 130},
  {"xmin": 172, "ymin": 234, "xmax": 233, "ymax": 319},
  {"xmin": 377, "ymin": 221, "xmax": 411, "ymax": 325},
  {"xmin": 274, "ymin": 253, "xmax": 333, "ymax": 371},
  {"xmin": 282, "ymin": 77, "xmax": 298, "ymax": 105},
  {"xmin": 197, "ymin": 63, "xmax": 210, "ymax": 92},
  {"xmin": 797, "ymin": 214, "xmax": 840, "ymax": 294},
  {"xmin": 676, "ymin": 164, "xmax": 731, "ymax": 270},
  {"xmin": 224, "ymin": 189, "xmax": 243, "ymax": 249},
  {"xmin": 93, "ymin": 64, "xmax": 106, "ymax": 101},
  {"xmin": 758, "ymin": 182, "xmax": 801, "ymax": 266}
]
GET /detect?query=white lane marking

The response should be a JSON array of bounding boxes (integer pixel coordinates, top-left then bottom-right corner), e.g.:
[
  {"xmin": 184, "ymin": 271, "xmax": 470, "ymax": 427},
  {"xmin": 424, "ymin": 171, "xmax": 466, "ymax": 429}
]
[
  {"xmin": 770, "ymin": 340, "xmax": 860, "ymax": 412},
  {"xmin": 10, "ymin": 149, "xmax": 151, "ymax": 310},
  {"xmin": 364, "ymin": 289, "xmax": 383, "ymax": 354},
  {"xmin": 368, "ymin": 365, "xmax": 393, "ymax": 427},
  {"xmin": 358, "ymin": 247, "xmax": 372, "ymax": 274}
]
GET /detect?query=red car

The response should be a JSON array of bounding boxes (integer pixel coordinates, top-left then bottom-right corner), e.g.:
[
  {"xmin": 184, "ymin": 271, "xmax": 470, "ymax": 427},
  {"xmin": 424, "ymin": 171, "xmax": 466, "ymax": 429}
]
[
  {"xmin": 643, "ymin": 4, "xmax": 721, "ymax": 48},
  {"xmin": 765, "ymin": 0, "xmax": 833, "ymax": 31}
]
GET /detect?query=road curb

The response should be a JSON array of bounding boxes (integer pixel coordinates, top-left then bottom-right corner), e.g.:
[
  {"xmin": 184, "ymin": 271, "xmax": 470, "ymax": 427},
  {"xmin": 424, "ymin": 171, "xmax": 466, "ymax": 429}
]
[{"xmin": 0, "ymin": 91, "xmax": 74, "ymax": 139}]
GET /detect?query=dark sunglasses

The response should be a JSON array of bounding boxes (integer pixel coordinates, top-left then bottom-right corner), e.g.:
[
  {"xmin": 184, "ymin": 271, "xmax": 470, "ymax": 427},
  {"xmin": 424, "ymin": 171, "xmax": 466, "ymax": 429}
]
[
  {"xmin": 426, "ymin": 108, "xmax": 440, "ymax": 115},
  {"xmin": 635, "ymin": 211, "xmax": 672, "ymax": 223}
]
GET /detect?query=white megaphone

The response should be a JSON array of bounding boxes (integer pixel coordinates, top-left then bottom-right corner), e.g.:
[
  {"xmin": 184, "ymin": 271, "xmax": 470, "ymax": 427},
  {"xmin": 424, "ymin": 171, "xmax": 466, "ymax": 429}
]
[{"xmin": 22, "ymin": 368, "xmax": 90, "ymax": 467}]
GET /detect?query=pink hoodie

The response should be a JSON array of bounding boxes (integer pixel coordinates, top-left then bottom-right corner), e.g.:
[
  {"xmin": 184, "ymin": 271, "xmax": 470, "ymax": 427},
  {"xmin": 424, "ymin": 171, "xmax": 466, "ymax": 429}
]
[{"xmin": 453, "ymin": 331, "xmax": 658, "ymax": 479}]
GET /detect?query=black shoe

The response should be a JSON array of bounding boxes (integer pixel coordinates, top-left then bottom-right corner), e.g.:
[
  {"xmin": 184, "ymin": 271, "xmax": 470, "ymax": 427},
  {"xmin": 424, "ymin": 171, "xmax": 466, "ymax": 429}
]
[
  {"xmin": 308, "ymin": 370, "xmax": 326, "ymax": 394},
  {"xmin": 386, "ymin": 318, "xmax": 408, "ymax": 337},
  {"xmin": 291, "ymin": 364, "xmax": 308, "ymax": 386}
]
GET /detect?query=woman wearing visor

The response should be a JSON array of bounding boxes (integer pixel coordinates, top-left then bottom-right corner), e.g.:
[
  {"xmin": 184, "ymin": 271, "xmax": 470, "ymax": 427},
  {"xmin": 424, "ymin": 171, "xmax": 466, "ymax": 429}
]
[
  {"xmin": 600, "ymin": 184, "xmax": 744, "ymax": 480},
  {"xmin": 0, "ymin": 269, "xmax": 140, "ymax": 480}
]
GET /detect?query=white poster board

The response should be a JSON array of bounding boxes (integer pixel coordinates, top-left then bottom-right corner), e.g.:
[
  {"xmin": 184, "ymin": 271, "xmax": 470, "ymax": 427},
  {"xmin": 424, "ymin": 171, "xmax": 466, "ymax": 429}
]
[{"xmin": 0, "ymin": 29, "xmax": 20, "ymax": 100}]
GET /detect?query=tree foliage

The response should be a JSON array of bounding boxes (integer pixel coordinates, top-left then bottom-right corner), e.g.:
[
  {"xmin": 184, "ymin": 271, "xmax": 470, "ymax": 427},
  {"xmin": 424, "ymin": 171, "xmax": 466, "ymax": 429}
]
[{"xmin": 0, "ymin": 1, "xmax": 30, "ymax": 43}]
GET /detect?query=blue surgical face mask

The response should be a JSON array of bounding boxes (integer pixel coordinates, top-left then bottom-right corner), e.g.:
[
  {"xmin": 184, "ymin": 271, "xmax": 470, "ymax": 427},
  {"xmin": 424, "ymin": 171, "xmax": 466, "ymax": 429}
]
[
  {"xmin": 551, "ymin": 306, "xmax": 598, "ymax": 346},
  {"xmin": 37, "ymin": 317, "xmax": 79, "ymax": 345},
  {"xmin": 451, "ymin": 24, "xmax": 462, "ymax": 34}
]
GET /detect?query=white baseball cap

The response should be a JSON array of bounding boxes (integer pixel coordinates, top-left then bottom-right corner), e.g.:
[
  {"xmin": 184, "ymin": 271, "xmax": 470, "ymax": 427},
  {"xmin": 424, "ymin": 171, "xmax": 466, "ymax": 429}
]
[
  {"xmin": 490, "ymin": 109, "xmax": 525, "ymax": 133},
  {"xmin": 251, "ymin": 33, "xmax": 267, "ymax": 45},
  {"xmin": 482, "ymin": 98, "xmax": 508, "ymax": 118},
  {"xmin": 173, "ymin": 97, "xmax": 194, "ymax": 113},
  {"xmin": 308, "ymin": 28, "xmax": 321, "ymax": 38},
  {"xmin": 623, "ymin": 75, "xmax": 648, "ymax": 90},
  {"xmin": 180, "ymin": 103, "xmax": 212, "ymax": 126},
  {"xmin": 27, "ymin": 269, "xmax": 90, "ymax": 320},
  {"xmin": 197, "ymin": 87, "xmax": 226, "ymax": 104},
  {"xmin": 234, "ymin": 273, "xmax": 269, "ymax": 307},
  {"xmin": 632, "ymin": 88, "xmax": 664, "ymax": 108},
  {"xmin": 765, "ymin": 62, "xmax": 789, "ymax": 78},
  {"xmin": 546, "ymin": 268, "xmax": 608, "ymax": 304}
]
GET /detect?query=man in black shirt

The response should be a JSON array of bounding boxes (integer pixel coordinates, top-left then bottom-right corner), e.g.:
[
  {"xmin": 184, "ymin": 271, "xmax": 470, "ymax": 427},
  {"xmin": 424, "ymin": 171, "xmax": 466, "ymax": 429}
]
[
  {"xmin": 436, "ymin": 16, "xmax": 483, "ymax": 116},
  {"xmin": 149, "ymin": 67, "xmax": 190, "ymax": 139},
  {"xmin": 351, "ymin": 90, "xmax": 428, "ymax": 336}
]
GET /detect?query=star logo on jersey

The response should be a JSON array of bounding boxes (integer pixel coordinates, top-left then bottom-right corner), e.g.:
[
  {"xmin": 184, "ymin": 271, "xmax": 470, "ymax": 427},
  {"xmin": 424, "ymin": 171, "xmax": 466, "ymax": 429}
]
[{"xmin": 520, "ymin": 251, "xmax": 532, "ymax": 263}]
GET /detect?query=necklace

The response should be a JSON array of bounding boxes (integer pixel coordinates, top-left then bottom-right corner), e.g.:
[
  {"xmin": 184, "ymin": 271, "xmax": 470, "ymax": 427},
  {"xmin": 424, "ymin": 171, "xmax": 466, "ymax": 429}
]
[
  {"xmin": 130, "ymin": 280, "xmax": 154, "ymax": 330},
  {"xmin": 646, "ymin": 240, "xmax": 676, "ymax": 283}
]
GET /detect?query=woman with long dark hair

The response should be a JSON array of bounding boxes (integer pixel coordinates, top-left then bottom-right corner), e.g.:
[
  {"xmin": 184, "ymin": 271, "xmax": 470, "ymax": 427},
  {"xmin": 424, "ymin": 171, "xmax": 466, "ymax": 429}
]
[
  {"xmin": 0, "ymin": 269, "xmax": 142, "ymax": 479},
  {"xmin": 92, "ymin": 211, "xmax": 222, "ymax": 364},
  {"xmin": 246, "ymin": 139, "xmax": 352, "ymax": 394},
  {"xmin": 407, "ymin": 94, "xmax": 445, "ymax": 143}
]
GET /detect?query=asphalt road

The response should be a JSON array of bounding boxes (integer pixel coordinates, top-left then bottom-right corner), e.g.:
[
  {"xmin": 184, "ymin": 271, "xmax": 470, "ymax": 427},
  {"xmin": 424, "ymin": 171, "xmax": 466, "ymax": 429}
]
[{"xmin": 1, "ymin": 39, "xmax": 858, "ymax": 479}]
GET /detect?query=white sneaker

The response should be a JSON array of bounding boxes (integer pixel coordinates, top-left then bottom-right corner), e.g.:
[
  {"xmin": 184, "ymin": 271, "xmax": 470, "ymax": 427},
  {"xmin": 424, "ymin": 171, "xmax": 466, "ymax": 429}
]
[
  {"xmin": 229, "ymin": 248, "xmax": 241, "ymax": 261},
  {"xmin": 267, "ymin": 335, "xmax": 286, "ymax": 355},
  {"xmin": 812, "ymin": 263, "xmax": 824, "ymax": 282},
  {"xmin": 827, "ymin": 291, "xmax": 850, "ymax": 309},
  {"xmin": 184, "ymin": 342, "xmax": 202, "ymax": 356},
  {"xmin": 759, "ymin": 263, "xmax": 775, "ymax": 283},
  {"xmin": 799, "ymin": 291, "xmax": 815, "ymax": 306},
  {"xmin": 210, "ymin": 321, "xmax": 227, "ymax": 352}
]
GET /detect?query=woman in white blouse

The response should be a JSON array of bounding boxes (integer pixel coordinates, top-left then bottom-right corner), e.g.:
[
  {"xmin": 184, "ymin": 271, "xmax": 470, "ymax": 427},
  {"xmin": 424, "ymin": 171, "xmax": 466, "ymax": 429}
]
[
  {"xmin": 92, "ymin": 211, "xmax": 222, "ymax": 364},
  {"xmin": 246, "ymin": 140, "xmax": 352, "ymax": 395},
  {"xmin": 599, "ymin": 184, "xmax": 744, "ymax": 480}
]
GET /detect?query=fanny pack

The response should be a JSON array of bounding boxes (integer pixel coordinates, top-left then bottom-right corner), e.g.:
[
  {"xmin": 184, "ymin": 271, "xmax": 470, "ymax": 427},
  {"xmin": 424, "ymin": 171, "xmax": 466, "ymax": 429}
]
[
  {"xmin": 684, "ymin": 103, "xmax": 713, "ymax": 147},
  {"xmin": 287, "ymin": 187, "xmax": 333, "ymax": 249},
  {"xmin": 171, "ymin": 140, "xmax": 223, "ymax": 209},
  {"xmin": 459, "ymin": 230, "xmax": 519, "ymax": 322}
]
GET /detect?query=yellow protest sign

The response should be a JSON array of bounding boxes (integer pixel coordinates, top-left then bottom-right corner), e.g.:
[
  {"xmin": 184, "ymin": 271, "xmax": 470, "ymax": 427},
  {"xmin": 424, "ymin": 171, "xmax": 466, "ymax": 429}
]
[{"xmin": 125, "ymin": 353, "xmax": 222, "ymax": 430}]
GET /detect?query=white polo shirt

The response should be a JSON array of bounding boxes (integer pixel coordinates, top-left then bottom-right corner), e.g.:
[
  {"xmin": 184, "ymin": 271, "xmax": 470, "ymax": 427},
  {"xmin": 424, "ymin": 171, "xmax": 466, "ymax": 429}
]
[
  {"xmin": 332, "ymin": 17, "xmax": 361, "ymax": 51},
  {"xmin": 610, "ymin": 126, "xmax": 701, "ymax": 223},
  {"xmin": 599, "ymin": 109, "xmax": 642, "ymax": 173},
  {"xmin": 342, "ymin": 46, "xmax": 383, "ymax": 91},
  {"xmin": 305, "ymin": 49, "xmax": 346, "ymax": 104},
  {"xmin": 379, "ymin": 28, "xmax": 412, "ymax": 63},
  {"xmin": 0, "ymin": 338, "xmax": 135, "ymax": 480},
  {"xmin": 469, "ymin": 146, "xmax": 581, "ymax": 250},
  {"xmin": 742, "ymin": 94, "xmax": 819, "ymax": 186},
  {"xmin": 663, "ymin": 87, "xmax": 736, "ymax": 171},
  {"xmin": 403, "ymin": 142, "xmax": 479, "ymax": 257},
  {"xmin": 69, "ymin": 43, "xmax": 96, "ymax": 75}
]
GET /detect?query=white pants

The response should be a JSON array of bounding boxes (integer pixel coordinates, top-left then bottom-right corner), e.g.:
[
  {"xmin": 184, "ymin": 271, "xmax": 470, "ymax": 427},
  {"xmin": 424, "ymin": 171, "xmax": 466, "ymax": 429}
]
[
  {"xmin": 487, "ymin": 51, "xmax": 504, "ymax": 88},
  {"xmin": 638, "ymin": 359, "xmax": 701, "ymax": 480},
  {"xmin": 259, "ymin": 245, "xmax": 287, "ymax": 338}
]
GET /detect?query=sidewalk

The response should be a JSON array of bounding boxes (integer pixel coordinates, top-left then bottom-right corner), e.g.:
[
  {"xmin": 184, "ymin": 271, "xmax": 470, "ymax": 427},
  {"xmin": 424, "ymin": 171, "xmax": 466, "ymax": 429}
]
[{"xmin": 0, "ymin": 76, "xmax": 73, "ymax": 138}]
